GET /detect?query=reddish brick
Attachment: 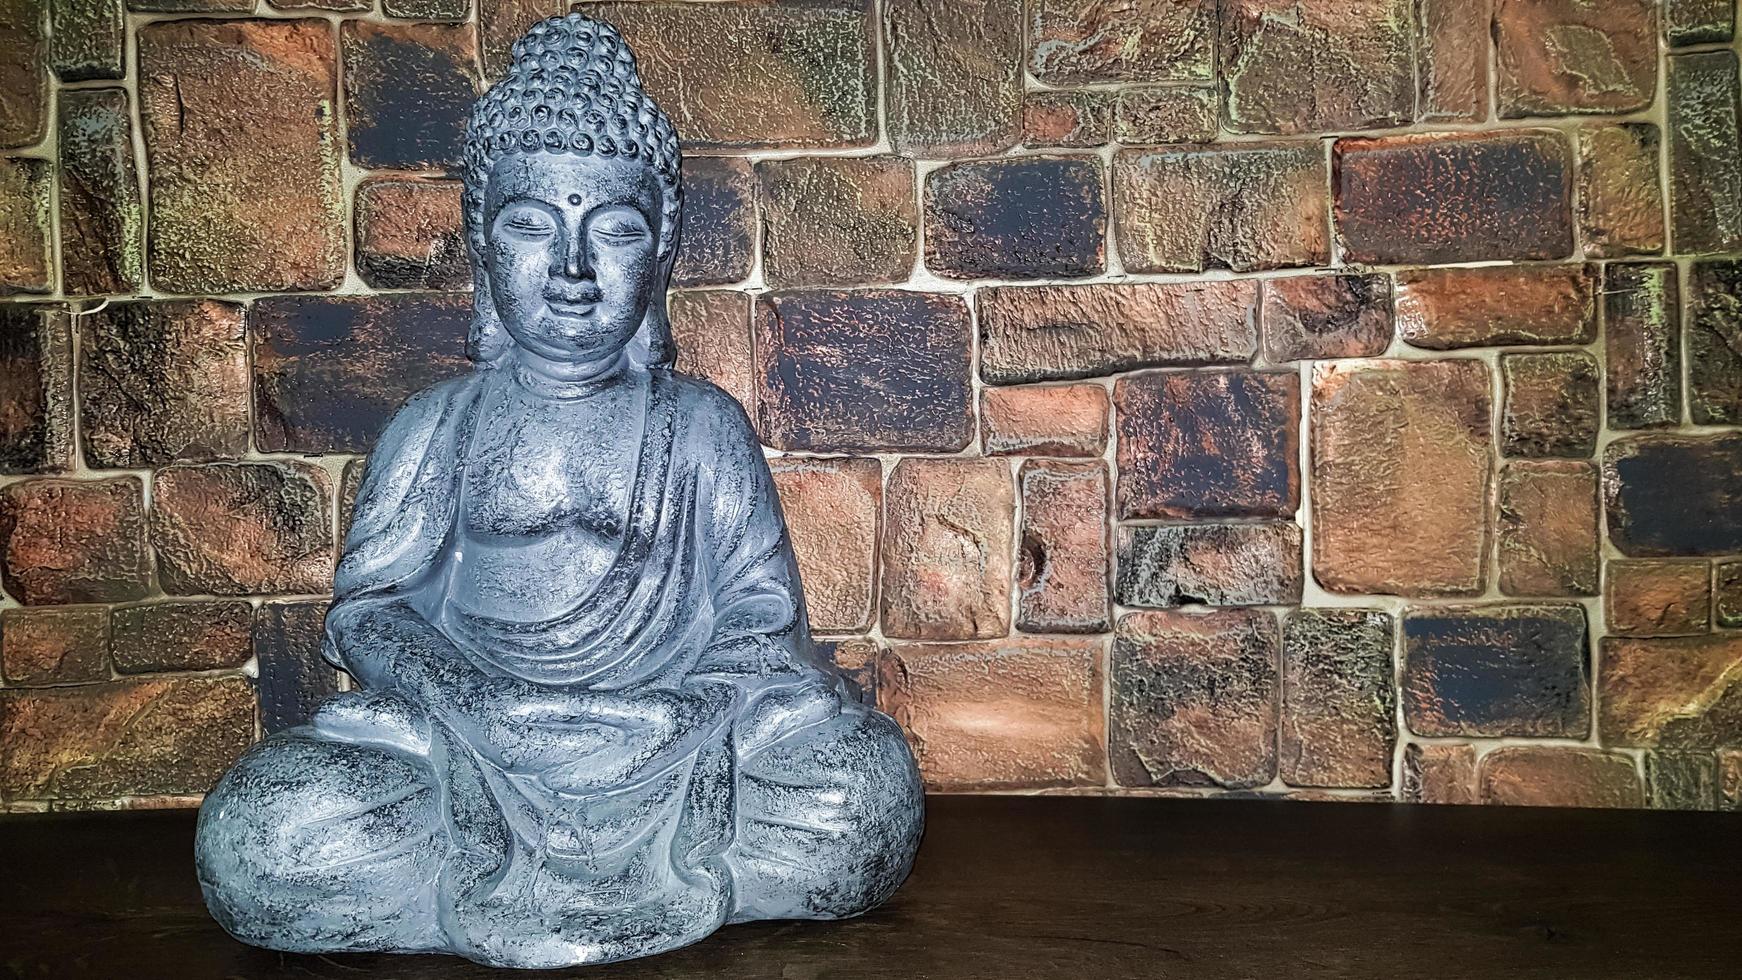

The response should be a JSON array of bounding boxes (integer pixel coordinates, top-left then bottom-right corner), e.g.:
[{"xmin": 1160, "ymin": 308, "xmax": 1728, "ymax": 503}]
[
  {"xmin": 111, "ymin": 600, "xmax": 253, "ymax": 674},
  {"xmin": 1335, "ymin": 131, "xmax": 1573, "ymax": 265},
  {"xmin": 1646, "ymin": 752, "xmax": 1717, "ymax": 811},
  {"xmin": 925, "ymin": 157, "xmax": 1104, "ymax": 279},
  {"xmin": 57, "ymin": 88, "xmax": 143, "ymax": 296},
  {"xmin": 1401, "ymin": 742, "xmax": 1477, "ymax": 804},
  {"xmin": 1396, "ymin": 265, "xmax": 1596, "ymax": 350},
  {"xmin": 1115, "ymin": 523, "xmax": 1302, "ymax": 608},
  {"xmin": 478, "ymin": 0, "xmax": 563, "ymax": 78},
  {"xmin": 78, "ymin": 300, "xmax": 250, "ymax": 468},
  {"xmin": 151, "ymin": 462, "xmax": 335, "ymax": 596},
  {"xmin": 885, "ymin": 0, "xmax": 1021, "ymax": 156},
  {"xmin": 1115, "ymin": 369, "xmax": 1299, "ymax": 520},
  {"xmin": 1479, "ymin": 747, "xmax": 1643, "ymax": 808},
  {"xmin": 383, "ymin": 0, "xmax": 470, "ymax": 18},
  {"xmin": 674, "ymin": 157, "xmax": 756, "ymax": 288},
  {"xmin": 1607, "ymin": 561, "xmax": 1712, "ymax": 637},
  {"xmin": 1666, "ymin": 0, "xmax": 1736, "ymax": 46},
  {"xmin": 50, "ymin": 0, "xmax": 124, "ymax": 81},
  {"xmin": 1578, "ymin": 123, "xmax": 1665, "ymax": 258},
  {"xmin": 340, "ymin": 21, "xmax": 476, "ymax": 170},
  {"xmin": 1022, "ymin": 90, "xmax": 1111, "ymax": 148},
  {"xmin": 1312, "ymin": 360, "xmax": 1491, "ymax": 596},
  {"xmin": 759, "ymin": 156, "xmax": 916, "ymax": 287},
  {"xmin": 1018, "ymin": 460, "xmax": 1110, "ymax": 634},
  {"xmin": 1, "ymin": 606, "xmax": 109, "ymax": 686},
  {"xmin": 0, "ymin": 478, "xmax": 150, "ymax": 605},
  {"xmin": 1718, "ymin": 561, "xmax": 1742, "ymax": 629},
  {"xmin": 1602, "ymin": 634, "xmax": 1742, "ymax": 749},
  {"xmin": 0, "ymin": 0, "xmax": 48, "ymax": 147},
  {"xmin": 1261, "ymin": 273, "xmax": 1392, "ymax": 363},
  {"xmin": 1219, "ymin": 0, "xmax": 1414, "ymax": 134},
  {"xmin": 1281, "ymin": 608, "xmax": 1395, "ymax": 789},
  {"xmin": 1115, "ymin": 86, "xmax": 1216, "ymax": 144},
  {"xmin": 755, "ymin": 290, "xmax": 972, "ymax": 453},
  {"xmin": 978, "ymin": 280, "xmax": 1257, "ymax": 384},
  {"xmin": 1689, "ymin": 260, "xmax": 1742, "ymax": 425},
  {"xmin": 881, "ymin": 458, "xmax": 1014, "ymax": 641},
  {"xmin": 1668, "ymin": 52, "xmax": 1742, "ymax": 254},
  {"xmin": 1604, "ymin": 434, "xmax": 1742, "ymax": 557},
  {"xmin": 1499, "ymin": 352, "xmax": 1599, "ymax": 459},
  {"xmin": 669, "ymin": 290, "xmax": 754, "ymax": 412},
  {"xmin": 354, "ymin": 177, "xmax": 469, "ymax": 291},
  {"xmin": 1111, "ymin": 609, "xmax": 1279, "ymax": 789},
  {"xmin": 252, "ymin": 293, "xmax": 472, "ymax": 454},
  {"xmin": 1604, "ymin": 262, "xmax": 1682, "ymax": 430},
  {"xmin": 1027, "ymin": 0, "xmax": 1214, "ymax": 85},
  {"xmin": 1496, "ymin": 0, "xmax": 1657, "ymax": 117},
  {"xmin": 769, "ymin": 457, "xmax": 881, "ymax": 634},
  {"xmin": 1114, "ymin": 143, "xmax": 1328, "ymax": 273},
  {"xmin": 1402, "ymin": 604, "xmax": 1590, "ymax": 739},
  {"xmin": 880, "ymin": 637, "xmax": 1105, "ymax": 790},
  {"xmin": 1415, "ymin": 0, "xmax": 1490, "ymax": 122},
  {"xmin": 255, "ymin": 600, "xmax": 339, "ymax": 734},
  {"xmin": 0, "ymin": 156, "xmax": 52, "ymax": 295},
  {"xmin": 980, "ymin": 383, "xmax": 1108, "ymax": 457},
  {"xmin": 1497, "ymin": 461, "xmax": 1599, "ymax": 598},
  {"xmin": 0, "ymin": 304, "xmax": 73, "ymax": 475}
]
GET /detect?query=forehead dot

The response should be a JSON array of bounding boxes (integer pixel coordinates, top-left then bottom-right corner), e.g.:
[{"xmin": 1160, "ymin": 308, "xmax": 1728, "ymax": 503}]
[{"xmin": 568, "ymin": 193, "xmax": 583, "ymax": 206}]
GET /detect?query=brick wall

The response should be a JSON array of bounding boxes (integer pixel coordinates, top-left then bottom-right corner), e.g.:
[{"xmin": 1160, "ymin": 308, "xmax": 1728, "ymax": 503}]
[{"xmin": 2, "ymin": 0, "xmax": 1740, "ymax": 812}]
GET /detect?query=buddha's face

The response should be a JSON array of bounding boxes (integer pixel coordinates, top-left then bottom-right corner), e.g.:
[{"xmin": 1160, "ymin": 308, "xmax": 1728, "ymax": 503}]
[{"xmin": 481, "ymin": 152, "xmax": 664, "ymax": 366}]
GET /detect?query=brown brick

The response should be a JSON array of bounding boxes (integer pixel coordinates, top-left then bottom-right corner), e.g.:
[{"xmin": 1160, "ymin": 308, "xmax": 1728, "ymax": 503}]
[
  {"xmin": 980, "ymin": 383, "xmax": 1108, "ymax": 457},
  {"xmin": 1115, "ymin": 523, "xmax": 1302, "ymax": 608},
  {"xmin": 769, "ymin": 457, "xmax": 881, "ymax": 634},
  {"xmin": 1602, "ymin": 633, "xmax": 1742, "ymax": 749},
  {"xmin": 1114, "ymin": 143, "xmax": 1328, "ymax": 274},
  {"xmin": 1723, "ymin": 751, "xmax": 1742, "ymax": 810},
  {"xmin": 1, "ymin": 606, "xmax": 109, "ymax": 686},
  {"xmin": 1111, "ymin": 609, "xmax": 1278, "ymax": 789},
  {"xmin": 1022, "ymin": 90, "xmax": 1111, "ymax": 148},
  {"xmin": 1415, "ymin": 0, "xmax": 1490, "ymax": 122},
  {"xmin": 340, "ymin": 21, "xmax": 476, "ymax": 170},
  {"xmin": 1496, "ymin": 0, "xmax": 1656, "ymax": 117},
  {"xmin": 755, "ymin": 290, "xmax": 972, "ymax": 453},
  {"xmin": 0, "ymin": 156, "xmax": 52, "ymax": 295},
  {"xmin": 1604, "ymin": 262, "xmax": 1682, "ymax": 430},
  {"xmin": 674, "ymin": 157, "xmax": 756, "ymax": 288},
  {"xmin": 1018, "ymin": 461, "xmax": 1110, "ymax": 634},
  {"xmin": 1261, "ymin": 273, "xmax": 1392, "ymax": 363},
  {"xmin": 51, "ymin": 0, "xmax": 124, "ymax": 81},
  {"xmin": 0, "ymin": 304, "xmax": 73, "ymax": 475},
  {"xmin": 384, "ymin": 0, "xmax": 470, "ymax": 18},
  {"xmin": 1607, "ymin": 561, "xmax": 1712, "ymax": 637},
  {"xmin": 925, "ymin": 157, "xmax": 1104, "ymax": 279},
  {"xmin": 267, "ymin": 0, "xmax": 369, "ymax": 9},
  {"xmin": 111, "ymin": 600, "xmax": 253, "ymax": 674},
  {"xmin": 1604, "ymin": 434, "xmax": 1742, "ymax": 557},
  {"xmin": 1116, "ymin": 370, "xmax": 1299, "ymax": 520},
  {"xmin": 1115, "ymin": 86, "xmax": 1216, "ymax": 144},
  {"xmin": 881, "ymin": 458, "xmax": 1013, "ymax": 641},
  {"xmin": 880, "ymin": 637, "xmax": 1105, "ymax": 791},
  {"xmin": 478, "ymin": 0, "xmax": 562, "ymax": 77},
  {"xmin": 582, "ymin": 1, "xmax": 876, "ymax": 151},
  {"xmin": 255, "ymin": 600, "xmax": 339, "ymax": 734},
  {"xmin": 57, "ymin": 88, "xmax": 143, "ymax": 296},
  {"xmin": 1401, "ymin": 742, "xmax": 1477, "ymax": 804},
  {"xmin": 1281, "ymin": 608, "xmax": 1395, "ymax": 789},
  {"xmin": 1396, "ymin": 264, "xmax": 1596, "ymax": 350},
  {"xmin": 1497, "ymin": 461, "xmax": 1599, "ymax": 598},
  {"xmin": 759, "ymin": 156, "xmax": 916, "ymax": 287},
  {"xmin": 822, "ymin": 637, "xmax": 879, "ymax": 705},
  {"xmin": 0, "ymin": 478, "xmax": 150, "ymax": 605},
  {"xmin": 1402, "ymin": 604, "xmax": 1589, "ymax": 738},
  {"xmin": 1499, "ymin": 352, "xmax": 1599, "ymax": 459},
  {"xmin": 1479, "ymin": 747, "xmax": 1643, "ymax": 808},
  {"xmin": 252, "ymin": 293, "xmax": 473, "ymax": 454},
  {"xmin": 669, "ymin": 290, "xmax": 754, "ymax": 412},
  {"xmin": 1028, "ymin": 0, "xmax": 1214, "ymax": 85},
  {"xmin": 0, "ymin": 677, "xmax": 254, "ymax": 800},
  {"xmin": 885, "ymin": 0, "xmax": 1021, "ymax": 156},
  {"xmin": 138, "ymin": 19, "xmax": 344, "ymax": 293},
  {"xmin": 1666, "ymin": 0, "xmax": 1736, "ymax": 46},
  {"xmin": 78, "ymin": 300, "xmax": 250, "ymax": 468},
  {"xmin": 1668, "ymin": 52, "xmax": 1742, "ymax": 254},
  {"xmin": 1578, "ymin": 123, "xmax": 1665, "ymax": 257},
  {"xmin": 1219, "ymin": 0, "xmax": 1414, "ymax": 134},
  {"xmin": 978, "ymin": 280, "xmax": 1257, "ymax": 384},
  {"xmin": 1718, "ymin": 561, "xmax": 1742, "ymax": 629},
  {"xmin": 1312, "ymin": 360, "xmax": 1491, "ymax": 596},
  {"xmin": 1646, "ymin": 752, "xmax": 1717, "ymax": 811},
  {"xmin": 0, "ymin": 0, "xmax": 48, "ymax": 147},
  {"xmin": 151, "ymin": 462, "xmax": 334, "ymax": 596},
  {"xmin": 354, "ymin": 177, "xmax": 469, "ymax": 291},
  {"xmin": 1689, "ymin": 260, "xmax": 1742, "ymax": 424},
  {"xmin": 1335, "ymin": 131, "xmax": 1573, "ymax": 265}
]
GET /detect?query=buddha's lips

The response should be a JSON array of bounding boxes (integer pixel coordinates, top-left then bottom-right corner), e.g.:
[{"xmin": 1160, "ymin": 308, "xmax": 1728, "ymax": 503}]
[{"xmin": 546, "ymin": 300, "xmax": 597, "ymax": 319}]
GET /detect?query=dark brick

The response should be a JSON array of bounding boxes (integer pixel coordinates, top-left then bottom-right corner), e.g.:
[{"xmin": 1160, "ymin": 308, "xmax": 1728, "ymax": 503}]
[
  {"xmin": 1415, "ymin": 0, "xmax": 1490, "ymax": 122},
  {"xmin": 1578, "ymin": 123, "xmax": 1664, "ymax": 257},
  {"xmin": 252, "ymin": 293, "xmax": 473, "ymax": 454},
  {"xmin": 1668, "ymin": 51, "xmax": 1742, "ymax": 254},
  {"xmin": 138, "ymin": 19, "xmax": 345, "ymax": 293},
  {"xmin": 1115, "ymin": 523, "xmax": 1302, "ymax": 608},
  {"xmin": 0, "ymin": 478, "xmax": 150, "ymax": 605},
  {"xmin": 1402, "ymin": 604, "xmax": 1589, "ymax": 739},
  {"xmin": 255, "ymin": 600, "xmax": 339, "ymax": 734},
  {"xmin": 1017, "ymin": 460, "xmax": 1111, "ymax": 634},
  {"xmin": 1601, "ymin": 633, "xmax": 1742, "ymax": 749},
  {"xmin": 1479, "ymin": 747, "xmax": 1642, "ymax": 808},
  {"xmin": 1606, "ymin": 560, "xmax": 1711, "ymax": 637},
  {"xmin": 1281, "ymin": 608, "xmax": 1395, "ymax": 789},
  {"xmin": 1111, "ymin": 609, "xmax": 1279, "ymax": 789},
  {"xmin": 980, "ymin": 383, "xmax": 1108, "ymax": 457},
  {"xmin": 885, "ymin": 0, "xmax": 1021, "ymax": 156},
  {"xmin": 1396, "ymin": 264, "xmax": 1596, "ymax": 350},
  {"xmin": 1666, "ymin": 0, "xmax": 1736, "ymax": 46},
  {"xmin": 341, "ymin": 21, "xmax": 476, "ymax": 171},
  {"xmin": 978, "ymin": 280, "xmax": 1257, "ymax": 384},
  {"xmin": 1646, "ymin": 752, "xmax": 1718, "ymax": 811},
  {"xmin": 925, "ymin": 157, "xmax": 1104, "ymax": 279},
  {"xmin": 1261, "ymin": 273, "xmax": 1392, "ymax": 363},
  {"xmin": 1114, "ymin": 369, "xmax": 1298, "ymax": 520},
  {"xmin": 478, "ymin": 0, "xmax": 563, "ymax": 78},
  {"xmin": 1604, "ymin": 262, "xmax": 1682, "ymax": 430},
  {"xmin": 1115, "ymin": 86, "xmax": 1216, "ymax": 144},
  {"xmin": 755, "ymin": 290, "xmax": 972, "ymax": 453},
  {"xmin": 881, "ymin": 458, "xmax": 1013, "ymax": 641},
  {"xmin": 1401, "ymin": 742, "xmax": 1477, "ymax": 804},
  {"xmin": 0, "ymin": 156, "xmax": 52, "ymax": 295},
  {"xmin": 1022, "ymin": 90, "xmax": 1111, "ymax": 148},
  {"xmin": 1, "ymin": 606, "xmax": 109, "ymax": 686},
  {"xmin": 56, "ymin": 89, "xmax": 142, "ymax": 296},
  {"xmin": 383, "ymin": 0, "xmax": 469, "ymax": 18},
  {"xmin": 769, "ymin": 457, "xmax": 880, "ymax": 634},
  {"xmin": 79, "ymin": 300, "xmax": 250, "ymax": 468},
  {"xmin": 151, "ymin": 462, "xmax": 334, "ymax": 596},
  {"xmin": 669, "ymin": 290, "xmax": 754, "ymax": 412},
  {"xmin": 0, "ymin": 304, "xmax": 73, "ymax": 475},
  {"xmin": 128, "ymin": 0, "xmax": 253, "ymax": 12},
  {"xmin": 1718, "ymin": 560, "xmax": 1742, "ymax": 629},
  {"xmin": 1335, "ymin": 131, "xmax": 1573, "ymax": 265},
  {"xmin": 112, "ymin": 600, "xmax": 253, "ymax": 674},
  {"xmin": 1495, "ymin": 0, "xmax": 1657, "ymax": 116},
  {"xmin": 0, "ymin": 0, "xmax": 48, "ymax": 147},
  {"xmin": 1114, "ymin": 143, "xmax": 1328, "ymax": 273},
  {"xmin": 674, "ymin": 158, "xmax": 756, "ymax": 288},
  {"xmin": 1604, "ymin": 433, "xmax": 1742, "ymax": 557},
  {"xmin": 1500, "ymin": 352, "xmax": 1599, "ymax": 458},
  {"xmin": 1027, "ymin": 0, "xmax": 1214, "ymax": 85},
  {"xmin": 1497, "ymin": 461, "xmax": 1599, "ymax": 598},
  {"xmin": 1219, "ymin": 0, "xmax": 1414, "ymax": 134},
  {"xmin": 50, "ymin": 0, "xmax": 124, "ymax": 81},
  {"xmin": 1689, "ymin": 260, "xmax": 1742, "ymax": 424},
  {"xmin": 759, "ymin": 156, "xmax": 916, "ymax": 287},
  {"xmin": 267, "ymin": 0, "xmax": 370, "ymax": 9},
  {"xmin": 354, "ymin": 177, "xmax": 469, "ymax": 291}
]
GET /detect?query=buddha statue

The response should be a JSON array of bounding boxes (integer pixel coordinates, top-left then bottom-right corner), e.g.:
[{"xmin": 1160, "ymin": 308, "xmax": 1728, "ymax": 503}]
[{"xmin": 193, "ymin": 14, "xmax": 923, "ymax": 968}]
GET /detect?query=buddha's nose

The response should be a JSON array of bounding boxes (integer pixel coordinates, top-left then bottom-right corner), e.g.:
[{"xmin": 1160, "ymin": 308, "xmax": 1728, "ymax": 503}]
[{"xmin": 560, "ymin": 229, "xmax": 592, "ymax": 281}]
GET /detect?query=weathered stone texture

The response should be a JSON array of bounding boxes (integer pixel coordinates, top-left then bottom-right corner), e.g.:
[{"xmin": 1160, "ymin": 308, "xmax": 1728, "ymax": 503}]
[
  {"xmin": 674, "ymin": 157, "xmax": 756, "ymax": 288},
  {"xmin": 1281, "ymin": 608, "xmax": 1396, "ymax": 789},
  {"xmin": 1114, "ymin": 370, "xmax": 1299, "ymax": 520},
  {"xmin": 1497, "ymin": 461, "xmax": 1599, "ymax": 598},
  {"xmin": 1311, "ymin": 360, "xmax": 1491, "ymax": 596},
  {"xmin": 1718, "ymin": 561, "xmax": 1742, "ymax": 630},
  {"xmin": 1415, "ymin": 0, "xmax": 1489, "ymax": 122},
  {"xmin": 1578, "ymin": 123, "xmax": 1665, "ymax": 257},
  {"xmin": 342, "ymin": 21, "xmax": 477, "ymax": 170},
  {"xmin": 1022, "ymin": 91, "xmax": 1110, "ymax": 148},
  {"xmin": 1666, "ymin": 0, "xmax": 1736, "ymax": 46},
  {"xmin": 1646, "ymin": 752, "xmax": 1717, "ymax": 811},
  {"xmin": 1111, "ymin": 609, "xmax": 1279, "ymax": 789},
  {"xmin": 759, "ymin": 156, "xmax": 916, "ymax": 287},
  {"xmin": 0, "ymin": 478, "xmax": 150, "ymax": 605},
  {"xmin": 1115, "ymin": 86, "xmax": 1216, "ymax": 145},
  {"xmin": 978, "ymin": 280, "xmax": 1257, "ymax": 384},
  {"xmin": 51, "ymin": 0, "xmax": 124, "ymax": 81},
  {"xmin": 1604, "ymin": 434, "xmax": 1742, "ymax": 557},
  {"xmin": 1028, "ymin": 0, "xmax": 1215, "ymax": 85},
  {"xmin": 0, "ymin": 304, "xmax": 73, "ymax": 475},
  {"xmin": 1607, "ymin": 561, "xmax": 1712, "ymax": 638},
  {"xmin": 0, "ymin": 0, "xmax": 48, "ymax": 147},
  {"xmin": 0, "ymin": 156, "xmax": 52, "ymax": 295},
  {"xmin": 980, "ymin": 383, "xmax": 1108, "ymax": 458},
  {"xmin": 1604, "ymin": 262, "xmax": 1682, "ymax": 430},
  {"xmin": 881, "ymin": 459, "xmax": 1014, "ymax": 641},
  {"xmin": 769, "ymin": 457, "xmax": 881, "ymax": 634},
  {"xmin": 1114, "ymin": 143, "xmax": 1328, "ymax": 273},
  {"xmin": 111, "ymin": 600, "xmax": 253, "ymax": 674},
  {"xmin": 885, "ymin": 0, "xmax": 1021, "ymax": 156},
  {"xmin": 1, "ymin": 606, "xmax": 109, "ymax": 686},
  {"xmin": 354, "ymin": 177, "xmax": 469, "ymax": 291},
  {"xmin": 1601, "ymin": 633, "xmax": 1742, "ymax": 749},
  {"xmin": 669, "ymin": 290, "xmax": 754, "ymax": 412},
  {"xmin": 1115, "ymin": 523, "xmax": 1302, "ymax": 608},
  {"xmin": 1017, "ymin": 461, "xmax": 1110, "ymax": 634},
  {"xmin": 1479, "ymin": 747, "xmax": 1643, "ymax": 808},
  {"xmin": 384, "ymin": 0, "xmax": 471, "ymax": 19},
  {"xmin": 1402, "ymin": 604, "xmax": 1590, "ymax": 739},
  {"xmin": 255, "ymin": 600, "xmax": 339, "ymax": 734},
  {"xmin": 1401, "ymin": 742, "xmax": 1477, "ymax": 804},
  {"xmin": 1689, "ymin": 260, "xmax": 1742, "ymax": 424},
  {"xmin": 1495, "ymin": 0, "xmax": 1657, "ymax": 117},
  {"xmin": 79, "ymin": 300, "xmax": 250, "ymax": 468},
  {"xmin": 1335, "ymin": 131, "xmax": 1573, "ymax": 265},
  {"xmin": 1396, "ymin": 265, "xmax": 1596, "ymax": 350},
  {"xmin": 926, "ymin": 157, "xmax": 1104, "ymax": 279},
  {"xmin": 151, "ymin": 462, "xmax": 335, "ymax": 596},
  {"xmin": 56, "ymin": 89, "xmax": 142, "ymax": 296},
  {"xmin": 1500, "ymin": 352, "xmax": 1600, "ymax": 459},
  {"xmin": 1668, "ymin": 51, "xmax": 1742, "ymax": 254},
  {"xmin": 1220, "ymin": 0, "xmax": 1414, "ymax": 134},
  {"xmin": 1261, "ymin": 273, "xmax": 1392, "ymax": 363}
]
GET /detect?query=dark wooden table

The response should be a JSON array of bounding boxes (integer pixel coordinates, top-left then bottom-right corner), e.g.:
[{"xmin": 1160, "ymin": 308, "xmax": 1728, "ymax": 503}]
[{"xmin": 3, "ymin": 795, "xmax": 1737, "ymax": 979}]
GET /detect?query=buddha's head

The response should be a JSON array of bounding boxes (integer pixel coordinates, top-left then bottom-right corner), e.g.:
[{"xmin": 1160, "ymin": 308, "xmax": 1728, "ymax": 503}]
[{"xmin": 461, "ymin": 14, "xmax": 682, "ymax": 371}]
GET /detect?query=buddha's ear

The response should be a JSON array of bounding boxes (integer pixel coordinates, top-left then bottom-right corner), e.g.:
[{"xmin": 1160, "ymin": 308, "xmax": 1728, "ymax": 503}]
[
  {"xmin": 468, "ymin": 263, "xmax": 511, "ymax": 365},
  {"xmin": 630, "ymin": 200, "xmax": 680, "ymax": 370}
]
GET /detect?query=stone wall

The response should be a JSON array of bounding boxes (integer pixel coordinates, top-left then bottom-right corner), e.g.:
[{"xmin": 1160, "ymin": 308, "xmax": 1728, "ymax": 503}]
[{"xmin": 2, "ymin": 0, "xmax": 1740, "ymax": 812}]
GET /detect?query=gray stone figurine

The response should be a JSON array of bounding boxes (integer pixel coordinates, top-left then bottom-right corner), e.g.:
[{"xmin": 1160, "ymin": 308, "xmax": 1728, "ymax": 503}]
[{"xmin": 194, "ymin": 14, "xmax": 924, "ymax": 968}]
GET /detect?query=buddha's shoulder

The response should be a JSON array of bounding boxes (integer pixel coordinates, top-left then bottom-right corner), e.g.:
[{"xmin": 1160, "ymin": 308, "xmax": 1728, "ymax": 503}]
[
  {"xmin": 660, "ymin": 371, "xmax": 755, "ymax": 429},
  {"xmin": 375, "ymin": 372, "xmax": 484, "ymax": 448}
]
